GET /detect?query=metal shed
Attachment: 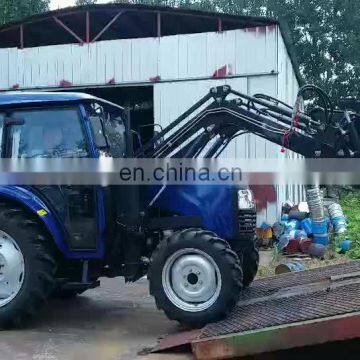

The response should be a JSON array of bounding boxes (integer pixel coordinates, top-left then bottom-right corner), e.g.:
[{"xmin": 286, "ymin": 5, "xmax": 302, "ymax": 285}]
[{"xmin": 0, "ymin": 3, "xmax": 304, "ymax": 224}]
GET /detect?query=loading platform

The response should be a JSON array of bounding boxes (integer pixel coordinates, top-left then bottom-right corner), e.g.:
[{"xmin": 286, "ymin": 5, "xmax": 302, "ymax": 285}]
[{"xmin": 153, "ymin": 260, "xmax": 360, "ymax": 359}]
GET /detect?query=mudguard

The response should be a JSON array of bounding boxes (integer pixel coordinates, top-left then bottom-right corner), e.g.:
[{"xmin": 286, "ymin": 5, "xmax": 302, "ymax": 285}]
[{"xmin": 0, "ymin": 185, "xmax": 68, "ymax": 254}]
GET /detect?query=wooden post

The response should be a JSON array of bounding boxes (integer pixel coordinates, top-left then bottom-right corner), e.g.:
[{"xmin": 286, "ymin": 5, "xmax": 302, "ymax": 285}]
[{"xmin": 20, "ymin": 25, "xmax": 24, "ymax": 49}]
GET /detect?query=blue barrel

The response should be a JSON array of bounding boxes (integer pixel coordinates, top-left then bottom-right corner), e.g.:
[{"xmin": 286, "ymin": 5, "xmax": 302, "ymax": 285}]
[
  {"xmin": 341, "ymin": 239, "xmax": 352, "ymax": 253},
  {"xmin": 311, "ymin": 220, "xmax": 328, "ymax": 234},
  {"xmin": 313, "ymin": 233, "xmax": 329, "ymax": 246},
  {"xmin": 301, "ymin": 218, "xmax": 313, "ymax": 235}
]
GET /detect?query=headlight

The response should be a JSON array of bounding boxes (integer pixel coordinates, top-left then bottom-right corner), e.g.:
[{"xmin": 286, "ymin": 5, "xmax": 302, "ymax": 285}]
[{"xmin": 238, "ymin": 189, "xmax": 255, "ymax": 210}]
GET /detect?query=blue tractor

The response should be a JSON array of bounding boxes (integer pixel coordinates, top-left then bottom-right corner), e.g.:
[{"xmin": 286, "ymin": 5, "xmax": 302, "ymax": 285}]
[
  {"xmin": 1, "ymin": 84, "xmax": 354, "ymax": 327},
  {"xmin": 0, "ymin": 89, "xmax": 258, "ymax": 328}
]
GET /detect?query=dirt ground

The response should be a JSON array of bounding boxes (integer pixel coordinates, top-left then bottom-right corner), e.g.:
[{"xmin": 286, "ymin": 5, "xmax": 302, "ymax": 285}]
[
  {"xmin": 257, "ymin": 248, "xmax": 350, "ymax": 278},
  {"xmin": 0, "ymin": 277, "xmax": 189, "ymax": 360}
]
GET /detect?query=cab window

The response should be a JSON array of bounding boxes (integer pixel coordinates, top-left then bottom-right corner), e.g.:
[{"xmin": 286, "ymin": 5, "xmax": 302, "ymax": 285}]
[
  {"xmin": 87, "ymin": 102, "xmax": 126, "ymax": 158},
  {"xmin": 9, "ymin": 107, "xmax": 88, "ymax": 158}
]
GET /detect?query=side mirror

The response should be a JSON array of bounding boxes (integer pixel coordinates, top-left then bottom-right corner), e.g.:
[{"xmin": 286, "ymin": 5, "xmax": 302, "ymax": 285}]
[{"xmin": 89, "ymin": 116, "xmax": 109, "ymax": 149}]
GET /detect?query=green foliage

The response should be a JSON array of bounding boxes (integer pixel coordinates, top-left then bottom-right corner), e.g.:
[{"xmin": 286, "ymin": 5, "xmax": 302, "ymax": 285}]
[
  {"xmin": 75, "ymin": 0, "xmax": 98, "ymax": 5},
  {"xmin": 0, "ymin": 0, "xmax": 50, "ymax": 25},
  {"xmin": 340, "ymin": 190, "xmax": 360, "ymax": 259},
  {"xmin": 117, "ymin": 0, "xmax": 360, "ymax": 102}
]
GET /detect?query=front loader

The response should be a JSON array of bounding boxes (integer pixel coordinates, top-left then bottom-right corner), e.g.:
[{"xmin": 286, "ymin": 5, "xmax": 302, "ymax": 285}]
[{"xmin": 0, "ymin": 84, "xmax": 358, "ymax": 328}]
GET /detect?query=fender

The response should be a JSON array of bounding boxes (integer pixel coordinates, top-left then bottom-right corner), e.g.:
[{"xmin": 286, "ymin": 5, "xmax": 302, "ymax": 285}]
[
  {"xmin": 0, "ymin": 185, "xmax": 68, "ymax": 255},
  {"xmin": 0, "ymin": 186, "xmax": 105, "ymax": 259}
]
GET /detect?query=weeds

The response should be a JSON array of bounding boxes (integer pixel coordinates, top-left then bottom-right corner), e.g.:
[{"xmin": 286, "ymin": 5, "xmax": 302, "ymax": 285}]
[{"xmin": 340, "ymin": 190, "xmax": 360, "ymax": 259}]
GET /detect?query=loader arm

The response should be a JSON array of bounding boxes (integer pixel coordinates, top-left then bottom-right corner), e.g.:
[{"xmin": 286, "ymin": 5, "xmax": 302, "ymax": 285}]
[{"xmin": 137, "ymin": 85, "xmax": 360, "ymax": 159}]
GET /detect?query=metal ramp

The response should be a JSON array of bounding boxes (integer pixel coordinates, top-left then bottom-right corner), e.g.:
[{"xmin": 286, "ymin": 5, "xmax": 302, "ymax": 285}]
[{"xmin": 152, "ymin": 261, "xmax": 360, "ymax": 359}]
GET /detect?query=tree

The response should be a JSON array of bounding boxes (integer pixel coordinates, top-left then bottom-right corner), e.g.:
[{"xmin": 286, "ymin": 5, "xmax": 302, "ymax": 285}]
[
  {"xmin": 116, "ymin": 0, "xmax": 360, "ymax": 102},
  {"xmin": 76, "ymin": 0, "xmax": 98, "ymax": 5},
  {"xmin": 0, "ymin": 0, "xmax": 50, "ymax": 26}
]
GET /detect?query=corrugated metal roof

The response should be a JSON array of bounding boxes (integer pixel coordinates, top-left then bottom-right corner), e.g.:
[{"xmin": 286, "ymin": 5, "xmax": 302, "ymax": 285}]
[{"xmin": 0, "ymin": 3, "xmax": 277, "ymax": 48}]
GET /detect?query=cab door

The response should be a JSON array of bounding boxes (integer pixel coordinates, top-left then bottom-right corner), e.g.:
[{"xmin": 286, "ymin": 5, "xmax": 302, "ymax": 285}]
[{"xmin": 6, "ymin": 105, "xmax": 101, "ymax": 252}]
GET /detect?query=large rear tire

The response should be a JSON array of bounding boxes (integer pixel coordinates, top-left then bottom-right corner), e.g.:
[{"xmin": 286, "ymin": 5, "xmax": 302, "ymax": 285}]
[
  {"xmin": 148, "ymin": 229, "xmax": 243, "ymax": 327},
  {"xmin": 0, "ymin": 202, "xmax": 56, "ymax": 328}
]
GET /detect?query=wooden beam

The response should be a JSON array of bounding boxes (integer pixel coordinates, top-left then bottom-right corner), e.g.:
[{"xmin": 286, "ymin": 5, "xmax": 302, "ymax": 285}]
[
  {"xmin": 19, "ymin": 25, "xmax": 24, "ymax": 49},
  {"xmin": 218, "ymin": 18, "xmax": 223, "ymax": 32},
  {"xmin": 157, "ymin": 11, "xmax": 161, "ymax": 38},
  {"xmin": 86, "ymin": 11, "xmax": 90, "ymax": 43},
  {"xmin": 53, "ymin": 16, "xmax": 84, "ymax": 44},
  {"xmin": 92, "ymin": 12, "xmax": 123, "ymax": 42}
]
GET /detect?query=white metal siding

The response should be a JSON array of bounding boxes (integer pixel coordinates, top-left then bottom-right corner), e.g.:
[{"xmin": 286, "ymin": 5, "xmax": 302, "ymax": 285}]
[
  {"xmin": 0, "ymin": 25, "xmax": 301, "ymax": 224},
  {"xmin": 0, "ymin": 26, "xmax": 278, "ymax": 90}
]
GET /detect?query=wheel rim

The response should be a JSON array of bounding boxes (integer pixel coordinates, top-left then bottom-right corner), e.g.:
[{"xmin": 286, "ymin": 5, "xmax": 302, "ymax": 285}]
[
  {"xmin": 162, "ymin": 248, "xmax": 222, "ymax": 312},
  {"xmin": 0, "ymin": 230, "xmax": 25, "ymax": 308}
]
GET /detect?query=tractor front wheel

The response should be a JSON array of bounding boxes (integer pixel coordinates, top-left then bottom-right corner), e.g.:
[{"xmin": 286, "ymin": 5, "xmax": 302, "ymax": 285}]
[
  {"xmin": 0, "ymin": 202, "xmax": 56, "ymax": 328},
  {"xmin": 236, "ymin": 239, "xmax": 259, "ymax": 287},
  {"xmin": 148, "ymin": 228, "xmax": 243, "ymax": 327}
]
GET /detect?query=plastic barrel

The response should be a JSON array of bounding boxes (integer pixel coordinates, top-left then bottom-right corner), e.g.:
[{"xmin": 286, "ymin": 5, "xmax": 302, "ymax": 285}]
[
  {"xmin": 313, "ymin": 233, "xmax": 329, "ymax": 246},
  {"xmin": 309, "ymin": 243, "xmax": 326, "ymax": 258},
  {"xmin": 311, "ymin": 220, "xmax": 328, "ymax": 234},
  {"xmin": 301, "ymin": 218, "xmax": 313, "ymax": 235}
]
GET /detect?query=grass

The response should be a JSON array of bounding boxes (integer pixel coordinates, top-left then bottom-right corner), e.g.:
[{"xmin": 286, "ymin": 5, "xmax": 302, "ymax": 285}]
[
  {"xmin": 340, "ymin": 190, "xmax": 360, "ymax": 259},
  {"xmin": 256, "ymin": 246, "xmax": 348, "ymax": 279}
]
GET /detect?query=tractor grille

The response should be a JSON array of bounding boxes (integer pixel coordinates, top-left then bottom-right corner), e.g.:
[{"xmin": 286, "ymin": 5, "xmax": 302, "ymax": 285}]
[{"xmin": 238, "ymin": 210, "xmax": 257, "ymax": 234}]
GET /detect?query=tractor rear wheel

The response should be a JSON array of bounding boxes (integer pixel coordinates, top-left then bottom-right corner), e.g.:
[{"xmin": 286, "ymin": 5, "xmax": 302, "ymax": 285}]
[
  {"xmin": 0, "ymin": 202, "xmax": 56, "ymax": 328},
  {"xmin": 148, "ymin": 228, "xmax": 243, "ymax": 327}
]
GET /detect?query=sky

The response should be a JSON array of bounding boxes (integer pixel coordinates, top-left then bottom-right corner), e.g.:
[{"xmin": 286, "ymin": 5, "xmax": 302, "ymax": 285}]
[{"xmin": 50, "ymin": 0, "xmax": 108, "ymax": 10}]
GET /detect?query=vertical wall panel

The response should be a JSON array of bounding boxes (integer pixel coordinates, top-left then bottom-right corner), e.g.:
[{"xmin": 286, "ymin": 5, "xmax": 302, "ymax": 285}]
[
  {"xmin": 0, "ymin": 49, "xmax": 9, "ymax": 88},
  {"xmin": 131, "ymin": 38, "xmax": 159, "ymax": 82},
  {"xmin": 121, "ymin": 39, "xmax": 133, "ymax": 83},
  {"xmin": 185, "ymin": 33, "xmax": 208, "ymax": 78},
  {"xmin": 235, "ymin": 26, "xmax": 277, "ymax": 76},
  {"xmin": 7, "ymin": 48, "xmax": 18, "ymax": 88},
  {"xmin": 159, "ymin": 35, "xmax": 179, "ymax": 80}
]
